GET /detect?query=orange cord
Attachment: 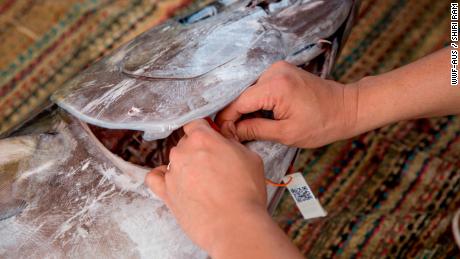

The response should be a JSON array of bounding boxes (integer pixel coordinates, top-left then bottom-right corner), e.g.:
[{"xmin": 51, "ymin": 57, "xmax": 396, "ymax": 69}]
[
  {"xmin": 265, "ymin": 163, "xmax": 296, "ymax": 187},
  {"xmin": 265, "ymin": 176, "xmax": 292, "ymax": 187}
]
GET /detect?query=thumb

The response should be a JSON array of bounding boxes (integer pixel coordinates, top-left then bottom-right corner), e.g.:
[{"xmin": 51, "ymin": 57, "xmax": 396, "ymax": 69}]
[
  {"xmin": 216, "ymin": 83, "xmax": 274, "ymax": 126},
  {"xmin": 145, "ymin": 165, "xmax": 168, "ymax": 202},
  {"xmin": 235, "ymin": 118, "xmax": 283, "ymax": 142}
]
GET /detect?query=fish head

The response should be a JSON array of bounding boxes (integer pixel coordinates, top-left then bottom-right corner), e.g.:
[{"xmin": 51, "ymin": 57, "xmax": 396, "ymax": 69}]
[{"xmin": 52, "ymin": 0, "xmax": 353, "ymax": 140}]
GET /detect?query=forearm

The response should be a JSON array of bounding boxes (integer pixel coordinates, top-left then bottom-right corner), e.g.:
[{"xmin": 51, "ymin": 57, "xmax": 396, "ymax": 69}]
[
  {"xmin": 348, "ymin": 47, "xmax": 459, "ymax": 136},
  {"xmin": 209, "ymin": 209, "xmax": 303, "ymax": 259}
]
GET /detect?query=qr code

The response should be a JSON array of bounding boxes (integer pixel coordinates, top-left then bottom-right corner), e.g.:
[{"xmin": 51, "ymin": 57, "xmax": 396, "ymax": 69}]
[{"xmin": 290, "ymin": 186, "xmax": 314, "ymax": 203}]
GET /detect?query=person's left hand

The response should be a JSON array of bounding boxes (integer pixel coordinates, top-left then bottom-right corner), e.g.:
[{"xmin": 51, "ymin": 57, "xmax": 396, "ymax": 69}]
[{"xmin": 145, "ymin": 119, "xmax": 267, "ymax": 255}]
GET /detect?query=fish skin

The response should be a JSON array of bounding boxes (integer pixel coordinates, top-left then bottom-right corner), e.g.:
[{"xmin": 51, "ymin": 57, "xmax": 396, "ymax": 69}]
[
  {"xmin": 0, "ymin": 200, "xmax": 27, "ymax": 221},
  {"xmin": 0, "ymin": 106, "xmax": 296, "ymax": 258},
  {"xmin": 52, "ymin": 0, "xmax": 353, "ymax": 140},
  {"xmin": 0, "ymin": 114, "xmax": 205, "ymax": 258}
]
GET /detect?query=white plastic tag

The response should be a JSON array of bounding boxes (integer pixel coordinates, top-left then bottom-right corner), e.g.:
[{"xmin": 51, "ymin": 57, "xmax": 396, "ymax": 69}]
[{"xmin": 282, "ymin": 172, "xmax": 327, "ymax": 220}]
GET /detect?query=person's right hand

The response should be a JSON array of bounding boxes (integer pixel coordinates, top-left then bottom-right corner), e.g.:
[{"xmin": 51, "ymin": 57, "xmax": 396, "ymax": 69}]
[{"xmin": 216, "ymin": 61, "xmax": 360, "ymax": 148}]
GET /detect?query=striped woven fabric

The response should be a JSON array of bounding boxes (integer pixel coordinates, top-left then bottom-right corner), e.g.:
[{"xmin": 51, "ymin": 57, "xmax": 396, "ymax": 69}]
[
  {"xmin": 274, "ymin": 0, "xmax": 460, "ymax": 258},
  {"xmin": 0, "ymin": 0, "xmax": 458, "ymax": 257}
]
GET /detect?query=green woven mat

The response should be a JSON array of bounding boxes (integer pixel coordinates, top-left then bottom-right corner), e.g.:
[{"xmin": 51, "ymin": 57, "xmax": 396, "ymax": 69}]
[{"xmin": 0, "ymin": 0, "xmax": 458, "ymax": 257}]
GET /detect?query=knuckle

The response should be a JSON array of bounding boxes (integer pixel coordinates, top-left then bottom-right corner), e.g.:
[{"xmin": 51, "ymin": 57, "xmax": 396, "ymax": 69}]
[
  {"xmin": 189, "ymin": 129, "xmax": 211, "ymax": 146},
  {"xmin": 192, "ymin": 119, "xmax": 208, "ymax": 128},
  {"xmin": 271, "ymin": 60, "xmax": 291, "ymax": 70},
  {"xmin": 184, "ymin": 119, "xmax": 207, "ymax": 132},
  {"xmin": 244, "ymin": 124, "xmax": 258, "ymax": 140},
  {"xmin": 284, "ymin": 80, "xmax": 297, "ymax": 92},
  {"xmin": 191, "ymin": 129, "xmax": 207, "ymax": 140},
  {"xmin": 274, "ymin": 72, "xmax": 291, "ymax": 83},
  {"xmin": 269, "ymin": 74, "xmax": 296, "ymax": 94},
  {"xmin": 264, "ymin": 77, "xmax": 280, "ymax": 91}
]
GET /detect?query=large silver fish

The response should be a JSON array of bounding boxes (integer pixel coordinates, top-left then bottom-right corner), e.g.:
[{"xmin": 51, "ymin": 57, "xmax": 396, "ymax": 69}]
[{"xmin": 0, "ymin": 0, "xmax": 357, "ymax": 258}]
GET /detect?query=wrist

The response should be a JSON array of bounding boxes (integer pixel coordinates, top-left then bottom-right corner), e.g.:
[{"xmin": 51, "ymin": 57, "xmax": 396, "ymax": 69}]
[
  {"xmin": 346, "ymin": 75, "xmax": 403, "ymax": 137},
  {"xmin": 337, "ymin": 81, "xmax": 360, "ymax": 140},
  {"xmin": 206, "ymin": 207, "xmax": 273, "ymax": 258}
]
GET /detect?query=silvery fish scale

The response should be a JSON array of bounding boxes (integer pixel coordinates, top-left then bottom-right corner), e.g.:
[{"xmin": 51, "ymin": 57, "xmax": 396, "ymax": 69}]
[{"xmin": 0, "ymin": 0, "xmax": 357, "ymax": 258}]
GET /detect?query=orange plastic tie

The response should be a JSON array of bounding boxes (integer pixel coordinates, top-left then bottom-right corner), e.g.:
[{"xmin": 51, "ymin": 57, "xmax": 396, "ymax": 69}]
[{"xmin": 265, "ymin": 175, "xmax": 292, "ymax": 187}]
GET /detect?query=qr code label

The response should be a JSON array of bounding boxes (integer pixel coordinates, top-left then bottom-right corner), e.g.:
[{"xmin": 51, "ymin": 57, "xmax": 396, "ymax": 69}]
[{"xmin": 289, "ymin": 186, "xmax": 314, "ymax": 203}]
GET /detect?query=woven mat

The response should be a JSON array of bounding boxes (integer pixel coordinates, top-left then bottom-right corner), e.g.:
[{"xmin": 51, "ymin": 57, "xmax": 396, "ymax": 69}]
[{"xmin": 0, "ymin": 0, "xmax": 458, "ymax": 257}]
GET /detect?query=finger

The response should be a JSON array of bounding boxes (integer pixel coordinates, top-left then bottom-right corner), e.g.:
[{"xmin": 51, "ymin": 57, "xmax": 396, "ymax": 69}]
[
  {"xmin": 234, "ymin": 118, "xmax": 284, "ymax": 142},
  {"xmin": 216, "ymin": 83, "xmax": 275, "ymax": 126},
  {"xmin": 175, "ymin": 134, "xmax": 188, "ymax": 147},
  {"xmin": 219, "ymin": 120, "xmax": 239, "ymax": 141},
  {"xmin": 145, "ymin": 166, "xmax": 168, "ymax": 201},
  {"xmin": 168, "ymin": 146, "xmax": 187, "ymax": 174},
  {"xmin": 183, "ymin": 119, "xmax": 211, "ymax": 136},
  {"xmin": 257, "ymin": 61, "xmax": 297, "ymax": 83}
]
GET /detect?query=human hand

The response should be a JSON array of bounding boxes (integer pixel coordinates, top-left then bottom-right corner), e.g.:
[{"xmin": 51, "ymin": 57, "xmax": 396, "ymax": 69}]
[
  {"xmin": 144, "ymin": 119, "xmax": 268, "ymax": 255},
  {"xmin": 216, "ymin": 61, "xmax": 359, "ymax": 148}
]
